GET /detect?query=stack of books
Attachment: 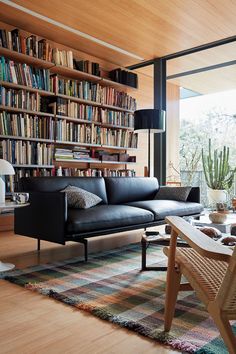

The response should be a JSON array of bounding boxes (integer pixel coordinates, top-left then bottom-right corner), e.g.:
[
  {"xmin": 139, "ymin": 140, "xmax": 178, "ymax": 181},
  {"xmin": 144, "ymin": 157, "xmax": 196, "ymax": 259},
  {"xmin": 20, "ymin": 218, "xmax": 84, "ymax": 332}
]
[
  {"xmin": 54, "ymin": 148, "xmax": 73, "ymax": 160},
  {"xmin": 0, "ymin": 57, "xmax": 51, "ymax": 91},
  {"xmin": 0, "ymin": 139, "xmax": 53, "ymax": 165},
  {"xmin": 0, "ymin": 112, "xmax": 54, "ymax": 140}
]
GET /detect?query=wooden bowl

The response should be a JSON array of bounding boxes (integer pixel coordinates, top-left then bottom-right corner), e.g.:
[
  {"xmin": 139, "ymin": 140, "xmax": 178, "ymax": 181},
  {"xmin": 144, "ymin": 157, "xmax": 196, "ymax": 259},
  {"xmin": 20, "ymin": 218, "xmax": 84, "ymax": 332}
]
[{"xmin": 209, "ymin": 212, "xmax": 227, "ymax": 224}]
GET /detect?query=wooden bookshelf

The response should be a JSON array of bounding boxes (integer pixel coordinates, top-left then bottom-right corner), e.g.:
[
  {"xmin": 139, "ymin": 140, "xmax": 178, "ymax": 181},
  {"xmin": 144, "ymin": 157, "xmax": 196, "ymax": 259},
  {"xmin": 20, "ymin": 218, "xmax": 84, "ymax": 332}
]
[{"xmin": 0, "ymin": 25, "xmax": 138, "ymax": 185}]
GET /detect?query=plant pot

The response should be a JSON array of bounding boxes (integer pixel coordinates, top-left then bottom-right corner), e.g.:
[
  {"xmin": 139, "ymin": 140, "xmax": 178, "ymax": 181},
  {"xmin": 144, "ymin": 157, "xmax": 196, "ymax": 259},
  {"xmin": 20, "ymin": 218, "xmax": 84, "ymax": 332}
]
[{"xmin": 208, "ymin": 189, "xmax": 228, "ymax": 206}]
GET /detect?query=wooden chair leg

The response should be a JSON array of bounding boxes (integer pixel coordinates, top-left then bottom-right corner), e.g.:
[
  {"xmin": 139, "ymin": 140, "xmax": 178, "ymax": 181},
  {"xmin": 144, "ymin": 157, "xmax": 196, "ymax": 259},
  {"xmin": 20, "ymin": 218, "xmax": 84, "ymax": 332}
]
[
  {"xmin": 164, "ymin": 267, "xmax": 182, "ymax": 331},
  {"xmin": 209, "ymin": 310, "xmax": 236, "ymax": 354}
]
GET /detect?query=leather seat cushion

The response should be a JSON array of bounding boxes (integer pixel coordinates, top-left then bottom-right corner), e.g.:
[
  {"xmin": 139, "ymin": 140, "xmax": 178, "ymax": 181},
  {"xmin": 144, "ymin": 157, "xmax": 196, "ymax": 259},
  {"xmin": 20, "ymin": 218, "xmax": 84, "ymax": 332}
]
[
  {"xmin": 66, "ymin": 205, "xmax": 154, "ymax": 234},
  {"xmin": 126, "ymin": 200, "xmax": 204, "ymax": 221}
]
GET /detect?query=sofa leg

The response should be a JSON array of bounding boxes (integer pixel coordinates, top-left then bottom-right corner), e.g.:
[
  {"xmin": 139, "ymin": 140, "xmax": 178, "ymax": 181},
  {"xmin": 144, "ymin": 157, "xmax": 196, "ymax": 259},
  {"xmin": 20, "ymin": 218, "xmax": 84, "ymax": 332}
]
[
  {"xmin": 84, "ymin": 239, "xmax": 88, "ymax": 261},
  {"xmin": 37, "ymin": 239, "xmax": 40, "ymax": 251}
]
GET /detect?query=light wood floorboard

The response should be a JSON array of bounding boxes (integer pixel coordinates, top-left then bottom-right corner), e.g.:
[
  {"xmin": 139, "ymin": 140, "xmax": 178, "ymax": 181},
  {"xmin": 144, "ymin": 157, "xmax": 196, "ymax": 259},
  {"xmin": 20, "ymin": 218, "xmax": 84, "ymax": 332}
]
[{"xmin": 0, "ymin": 230, "xmax": 178, "ymax": 354}]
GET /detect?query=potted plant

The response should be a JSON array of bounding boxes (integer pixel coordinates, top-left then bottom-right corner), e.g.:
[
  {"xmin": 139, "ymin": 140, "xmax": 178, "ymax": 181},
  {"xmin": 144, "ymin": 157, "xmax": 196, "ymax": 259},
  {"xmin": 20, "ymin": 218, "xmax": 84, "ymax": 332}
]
[{"xmin": 202, "ymin": 139, "xmax": 236, "ymax": 206}]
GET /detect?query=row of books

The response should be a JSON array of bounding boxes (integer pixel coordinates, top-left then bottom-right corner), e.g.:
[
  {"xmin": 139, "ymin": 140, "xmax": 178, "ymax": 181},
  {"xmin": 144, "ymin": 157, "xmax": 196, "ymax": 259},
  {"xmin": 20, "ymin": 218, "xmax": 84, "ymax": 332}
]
[
  {"xmin": 52, "ymin": 76, "xmax": 101, "ymax": 102},
  {"xmin": 56, "ymin": 121, "xmax": 100, "ymax": 145},
  {"xmin": 0, "ymin": 112, "xmax": 54, "ymax": 140},
  {"xmin": 109, "ymin": 68, "xmax": 138, "ymax": 89},
  {"xmin": 0, "ymin": 139, "xmax": 53, "ymax": 165},
  {"xmin": 52, "ymin": 76, "xmax": 137, "ymax": 110},
  {"xmin": 100, "ymin": 129, "xmax": 138, "ymax": 148},
  {"xmin": 0, "ymin": 28, "xmax": 53, "ymax": 61},
  {"xmin": 73, "ymin": 59, "xmax": 100, "ymax": 76},
  {"xmin": 0, "ymin": 86, "xmax": 46, "ymax": 111},
  {"xmin": 59, "ymin": 168, "xmax": 136, "ymax": 177},
  {"xmin": 0, "ymin": 28, "xmax": 101, "ymax": 74},
  {"xmin": 57, "ymin": 97, "xmax": 100, "ymax": 121},
  {"xmin": 100, "ymin": 110, "xmax": 134, "ymax": 127},
  {"xmin": 0, "ymin": 57, "xmax": 51, "ymax": 91},
  {"xmin": 5, "ymin": 168, "xmax": 54, "ymax": 193}
]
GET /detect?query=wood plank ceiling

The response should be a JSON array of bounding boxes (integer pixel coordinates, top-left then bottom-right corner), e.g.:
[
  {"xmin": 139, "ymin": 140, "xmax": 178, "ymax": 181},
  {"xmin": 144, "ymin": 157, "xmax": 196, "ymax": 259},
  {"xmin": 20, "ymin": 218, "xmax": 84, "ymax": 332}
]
[{"xmin": 0, "ymin": 0, "xmax": 236, "ymax": 93}]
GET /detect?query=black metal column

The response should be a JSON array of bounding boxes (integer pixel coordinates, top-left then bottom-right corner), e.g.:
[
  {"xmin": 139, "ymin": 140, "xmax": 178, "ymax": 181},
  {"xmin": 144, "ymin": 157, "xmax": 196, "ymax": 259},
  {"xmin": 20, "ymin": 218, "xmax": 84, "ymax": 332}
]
[{"xmin": 153, "ymin": 58, "xmax": 167, "ymax": 185}]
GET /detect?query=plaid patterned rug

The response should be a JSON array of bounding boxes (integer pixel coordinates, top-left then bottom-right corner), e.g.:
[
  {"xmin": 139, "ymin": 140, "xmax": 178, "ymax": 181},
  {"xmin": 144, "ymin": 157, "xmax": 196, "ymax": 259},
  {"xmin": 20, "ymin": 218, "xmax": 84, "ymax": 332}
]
[{"xmin": 3, "ymin": 243, "xmax": 235, "ymax": 353}]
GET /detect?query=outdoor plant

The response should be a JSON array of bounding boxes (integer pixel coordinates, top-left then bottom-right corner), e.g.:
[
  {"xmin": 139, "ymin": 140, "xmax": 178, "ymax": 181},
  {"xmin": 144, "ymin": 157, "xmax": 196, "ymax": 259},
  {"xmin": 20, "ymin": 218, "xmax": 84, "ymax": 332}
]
[{"xmin": 202, "ymin": 139, "xmax": 236, "ymax": 190}]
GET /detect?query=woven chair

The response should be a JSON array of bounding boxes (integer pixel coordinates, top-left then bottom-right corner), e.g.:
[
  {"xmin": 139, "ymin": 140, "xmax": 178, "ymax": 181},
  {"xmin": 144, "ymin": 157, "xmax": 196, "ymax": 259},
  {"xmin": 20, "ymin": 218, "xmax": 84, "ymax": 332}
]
[{"xmin": 163, "ymin": 216, "xmax": 236, "ymax": 354}]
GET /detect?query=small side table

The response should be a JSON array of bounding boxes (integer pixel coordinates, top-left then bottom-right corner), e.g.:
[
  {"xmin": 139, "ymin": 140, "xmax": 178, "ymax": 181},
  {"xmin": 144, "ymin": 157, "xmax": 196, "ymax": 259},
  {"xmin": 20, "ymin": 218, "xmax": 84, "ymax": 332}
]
[
  {"xmin": 0, "ymin": 201, "xmax": 29, "ymax": 272},
  {"xmin": 141, "ymin": 232, "xmax": 188, "ymax": 271}
]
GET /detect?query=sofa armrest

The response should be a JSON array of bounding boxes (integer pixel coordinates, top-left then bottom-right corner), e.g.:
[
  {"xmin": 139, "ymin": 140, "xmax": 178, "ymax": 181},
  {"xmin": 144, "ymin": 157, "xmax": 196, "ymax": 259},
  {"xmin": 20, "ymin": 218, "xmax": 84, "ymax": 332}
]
[
  {"xmin": 187, "ymin": 187, "xmax": 200, "ymax": 203},
  {"xmin": 14, "ymin": 191, "xmax": 67, "ymax": 244}
]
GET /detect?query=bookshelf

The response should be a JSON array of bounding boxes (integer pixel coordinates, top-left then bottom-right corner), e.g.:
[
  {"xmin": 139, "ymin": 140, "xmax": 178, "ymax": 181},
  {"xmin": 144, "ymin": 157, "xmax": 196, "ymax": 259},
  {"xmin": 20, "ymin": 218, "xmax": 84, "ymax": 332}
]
[{"xmin": 0, "ymin": 25, "xmax": 138, "ymax": 191}]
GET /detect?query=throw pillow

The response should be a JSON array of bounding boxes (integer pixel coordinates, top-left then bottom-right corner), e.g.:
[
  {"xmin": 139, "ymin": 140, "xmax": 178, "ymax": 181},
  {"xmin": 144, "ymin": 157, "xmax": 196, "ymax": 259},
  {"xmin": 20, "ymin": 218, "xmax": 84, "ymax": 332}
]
[
  {"xmin": 155, "ymin": 186, "xmax": 191, "ymax": 202},
  {"xmin": 61, "ymin": 185, "xmax": 102, "ymax": 209}
]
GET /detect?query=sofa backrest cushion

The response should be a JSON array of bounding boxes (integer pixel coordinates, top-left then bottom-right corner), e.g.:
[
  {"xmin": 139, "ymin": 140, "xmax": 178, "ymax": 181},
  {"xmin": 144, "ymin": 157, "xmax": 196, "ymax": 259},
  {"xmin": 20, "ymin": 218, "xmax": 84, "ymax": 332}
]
[
  {"xmin": 105, "ymin": 177, "xmax": 159, "ymax": 204},
  {"xmin": 20, "ymin": 177, "xmax": 108, "ymax": 204}
]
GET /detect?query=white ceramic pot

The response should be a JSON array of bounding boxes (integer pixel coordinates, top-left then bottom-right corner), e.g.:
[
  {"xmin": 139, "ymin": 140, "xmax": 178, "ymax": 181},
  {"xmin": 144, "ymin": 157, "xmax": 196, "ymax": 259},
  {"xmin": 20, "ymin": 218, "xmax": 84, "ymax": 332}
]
[{"xmin": 208, "ymin": 189, "xmax": 227, "ymax": 206}]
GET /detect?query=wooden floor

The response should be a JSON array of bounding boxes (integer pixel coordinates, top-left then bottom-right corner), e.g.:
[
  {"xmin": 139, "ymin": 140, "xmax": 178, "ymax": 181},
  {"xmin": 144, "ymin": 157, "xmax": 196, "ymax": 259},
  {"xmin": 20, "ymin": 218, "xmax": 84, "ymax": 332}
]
[{"xmin": 0, "ymin": 230, "xmax": 178, "ymax": 354}]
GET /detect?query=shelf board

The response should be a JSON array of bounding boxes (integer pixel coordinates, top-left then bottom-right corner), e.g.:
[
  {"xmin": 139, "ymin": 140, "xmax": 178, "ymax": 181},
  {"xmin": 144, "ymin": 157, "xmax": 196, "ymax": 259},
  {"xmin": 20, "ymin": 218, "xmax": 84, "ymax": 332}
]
[
  {"xmin": 100, "ymin": 160, "xmax": 136, "ymax": 165},
  {"xmin": 57, "ymin": 94, "xmax": 101, "ymax": 107},
  {"xmin": 0, "ymin": 81, "xmax": 55, "ymax": 96},
  {"xmin": 51, "ymin": 65, "xmax": 101, "ymax": 83},
  {"xmin": 54, "ymin": 158, "xmax": 100, "ymax": 164},
  {"xmin": 0, "ymin": 47, "xmax": 54, "ymax": 69},
  {"xmin": 13, "ymin": 164, "xmax": 54, "ymax": 168},
  {"xmin": 0, "ymin": 105, "xmax": 54, "ymax": 117},
  {"xmin": 101, "ymin": 145, "xmax": 138, "ymax": 151},
  {"xmin": 101, "ymin": 123, "xmax": 134, "ymax": 130},
  {"xmin": 0, "ymin": 135, "xmax": 54, "ymax": 143},
  {"xmin": 101, "ymin": 103, "xmax": 134, "ymax": 113},
  {"xmin": 55, "ymin": 115, "xmax": 101, "ymax": 125},
  {"xmin": 55, "ymin": 140, "xmax": 101, "ymax": 148}
]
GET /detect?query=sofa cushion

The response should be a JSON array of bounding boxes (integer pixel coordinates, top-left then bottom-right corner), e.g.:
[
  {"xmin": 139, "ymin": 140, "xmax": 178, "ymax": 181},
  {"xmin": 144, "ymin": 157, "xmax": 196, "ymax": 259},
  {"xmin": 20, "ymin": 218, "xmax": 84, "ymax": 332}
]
[
  {"xmin": 61, "ymin": 185, "xmax": 102, "ymax": 209},
  {"xmin": 105, "ymin": 177, "xmax": 159, "ymax": 204},
  {"xmin": 20, "ymin": 177, "xmax": 108, "ymax": 204},
  {"xmin": 155, "ymin": 186, "xmax": 192, "ymax": 202},
  {"xmin": 126, "ymin": 200, "xmax": 204, "ymax": 221},
  {"xmin": 66, "ymin": 205, "xmax": 154, "ymax": 234}
]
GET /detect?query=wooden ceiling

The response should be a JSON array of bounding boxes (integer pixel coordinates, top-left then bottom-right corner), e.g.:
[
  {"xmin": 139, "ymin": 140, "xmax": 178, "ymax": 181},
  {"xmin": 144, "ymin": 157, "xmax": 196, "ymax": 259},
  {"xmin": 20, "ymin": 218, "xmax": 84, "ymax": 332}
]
[{"xmin": 0, "ymin": 0, "xmax": 235, "ymax": 93}]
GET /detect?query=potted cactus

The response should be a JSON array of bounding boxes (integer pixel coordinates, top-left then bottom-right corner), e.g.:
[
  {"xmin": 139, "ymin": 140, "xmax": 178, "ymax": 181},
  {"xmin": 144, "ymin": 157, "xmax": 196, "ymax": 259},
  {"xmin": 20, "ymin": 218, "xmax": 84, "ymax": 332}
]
[{"xmin": 202, "ymin": 139, "xmax": 236, "ymax": 205}]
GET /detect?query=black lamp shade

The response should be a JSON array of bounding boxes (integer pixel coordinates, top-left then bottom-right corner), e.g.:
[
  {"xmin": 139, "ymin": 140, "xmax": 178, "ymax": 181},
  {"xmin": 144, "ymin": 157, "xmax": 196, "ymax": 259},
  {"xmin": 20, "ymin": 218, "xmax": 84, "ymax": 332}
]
[{"xmin": 134, "ymin": 109, "xmax": 166, "ymax": 132}]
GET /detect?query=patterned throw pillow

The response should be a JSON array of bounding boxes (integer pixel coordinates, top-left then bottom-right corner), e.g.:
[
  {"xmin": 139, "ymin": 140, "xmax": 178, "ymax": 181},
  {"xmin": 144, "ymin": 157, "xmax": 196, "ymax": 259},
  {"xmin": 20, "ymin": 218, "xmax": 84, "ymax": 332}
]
[
  {"xmin": 61, "ymin": 185, "xmax": 102, "ymax": 209},
  {"xmin": 155, "ymin": 186, "xmax": 192, "ymax": 202}
]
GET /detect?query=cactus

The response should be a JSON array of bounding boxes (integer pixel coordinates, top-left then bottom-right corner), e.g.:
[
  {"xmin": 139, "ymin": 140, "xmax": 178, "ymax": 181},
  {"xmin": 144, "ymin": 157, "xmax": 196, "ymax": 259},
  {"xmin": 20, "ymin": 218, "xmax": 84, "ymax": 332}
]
[{"xmin": 202, "ymin": 139, "xmax": 236, "ymax": 190}]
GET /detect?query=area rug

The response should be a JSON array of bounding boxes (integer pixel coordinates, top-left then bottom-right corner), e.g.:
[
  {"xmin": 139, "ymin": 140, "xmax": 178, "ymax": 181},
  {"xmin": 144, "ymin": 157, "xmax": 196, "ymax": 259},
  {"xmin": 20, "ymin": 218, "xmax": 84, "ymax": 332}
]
[{"xmin": 2, "ymin": 243, "xmax": 235, "ymax": 353}]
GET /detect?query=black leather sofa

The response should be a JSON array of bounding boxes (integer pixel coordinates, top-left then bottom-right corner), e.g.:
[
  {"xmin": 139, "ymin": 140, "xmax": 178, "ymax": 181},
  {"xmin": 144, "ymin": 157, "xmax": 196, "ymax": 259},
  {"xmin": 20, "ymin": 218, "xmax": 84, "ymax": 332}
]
[{"xmin": 15, "ymin": 177, "xmax": 203, "ymax": 259}]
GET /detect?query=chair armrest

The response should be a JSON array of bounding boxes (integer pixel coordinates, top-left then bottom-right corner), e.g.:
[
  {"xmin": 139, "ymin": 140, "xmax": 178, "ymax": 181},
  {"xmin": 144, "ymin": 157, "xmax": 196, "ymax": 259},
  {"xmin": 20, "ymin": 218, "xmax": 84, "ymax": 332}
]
[
  {"xmin": 14, "ymin": 191, "xmax": 67, "ymax": 244},
  {"xmin": 165, "ymin": 216, "xmax": 232, "ymax": 262}
]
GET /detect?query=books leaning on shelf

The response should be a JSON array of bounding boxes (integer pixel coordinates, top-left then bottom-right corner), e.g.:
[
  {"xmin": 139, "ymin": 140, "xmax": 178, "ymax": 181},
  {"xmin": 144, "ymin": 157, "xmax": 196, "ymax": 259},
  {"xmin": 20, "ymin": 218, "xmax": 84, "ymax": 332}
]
[
  {"xmin": 0, "ymin": 28, "xmax": 53, "ymax": 61},
  {"xmin": 0, "ymin": 139, "xmax": 53, "ymax": 165},
  {"xmin": 0, "ymin": 112, "xmax": 54, "ymax": 140},
  {"xmin": 0, "ymin": 57, "xmax": 51, "ymax": 91},
  {"xmin": 56, "ymin": 120, "xmax": 101, "ymax": 145},
  {"xmin": 60, "ymin": 167, "xmax": 136, "ymax": 177},
  {"xmin": 52, "ymin": 48, "xmax": 73, "ymax": 68}
]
